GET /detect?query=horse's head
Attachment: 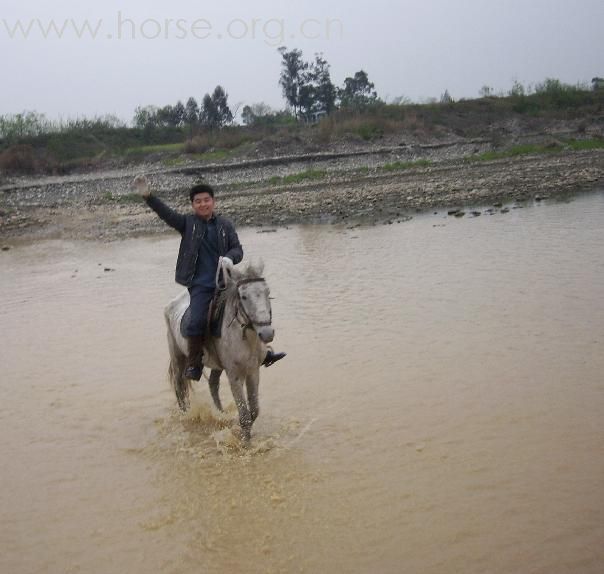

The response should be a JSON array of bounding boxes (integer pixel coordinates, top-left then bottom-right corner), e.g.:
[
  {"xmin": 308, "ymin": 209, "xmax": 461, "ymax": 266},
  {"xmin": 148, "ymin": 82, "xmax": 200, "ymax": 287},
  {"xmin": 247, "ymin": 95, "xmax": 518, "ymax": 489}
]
[{"xmin": 236, "ymin": 277, "xmax": 274, "ymax": 343}]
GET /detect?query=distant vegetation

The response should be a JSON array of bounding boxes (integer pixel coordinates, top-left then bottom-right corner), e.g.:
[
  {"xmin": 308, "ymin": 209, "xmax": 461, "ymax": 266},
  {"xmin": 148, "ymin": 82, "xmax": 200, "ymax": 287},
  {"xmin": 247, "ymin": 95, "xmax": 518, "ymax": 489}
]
[
  {"xmin": 1, "ymin": 50, "xmax": 603, "ymax": 177},
  {"xmin": 268, "ymin": 169, "xmax": 327, "ymax": 186}
]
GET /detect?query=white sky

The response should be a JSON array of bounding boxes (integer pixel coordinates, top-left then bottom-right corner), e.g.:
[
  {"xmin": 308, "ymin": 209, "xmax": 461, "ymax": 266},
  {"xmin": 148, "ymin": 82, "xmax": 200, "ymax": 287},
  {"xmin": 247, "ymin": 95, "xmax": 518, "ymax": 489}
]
[{"xmin": 1, "ymin": 0, "xmax": 602, "ymax": 122}]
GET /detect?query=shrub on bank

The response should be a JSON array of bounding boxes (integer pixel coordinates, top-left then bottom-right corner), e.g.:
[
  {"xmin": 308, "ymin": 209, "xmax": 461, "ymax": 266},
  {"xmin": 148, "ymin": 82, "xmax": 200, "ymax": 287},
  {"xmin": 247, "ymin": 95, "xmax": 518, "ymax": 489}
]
[{"xmin": 0, "ymin": 144, "xmax": 60, "ymax": 174}]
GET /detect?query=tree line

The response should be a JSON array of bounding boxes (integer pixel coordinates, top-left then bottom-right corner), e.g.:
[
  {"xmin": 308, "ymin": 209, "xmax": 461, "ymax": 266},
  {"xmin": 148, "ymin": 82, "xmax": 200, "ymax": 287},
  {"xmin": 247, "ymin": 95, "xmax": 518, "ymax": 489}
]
[
  {"xmin": 2, "ymin": 42, "xmax": 602, "ymax": 143},
  {"xmin": 240, "ymin": 47, "xmax": 379, "ymax": 126},
  {"xmin": 133, "ymin": 85, "xmax": 233, "ymax": 134},
  {"xmin": 274, "ymin": 47, "xmax": 378, "ymax": 122},
  {"xmin": 133, "ymin": 47, "xmax": 381, "ymax": 131}
]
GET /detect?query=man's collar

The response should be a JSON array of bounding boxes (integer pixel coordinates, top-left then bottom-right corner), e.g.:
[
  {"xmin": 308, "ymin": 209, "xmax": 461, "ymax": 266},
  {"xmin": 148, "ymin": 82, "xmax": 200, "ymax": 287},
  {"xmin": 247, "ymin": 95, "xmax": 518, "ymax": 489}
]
[{"xmin": 197, "ymin": 213, "xmax": 217, "ymax": 222}]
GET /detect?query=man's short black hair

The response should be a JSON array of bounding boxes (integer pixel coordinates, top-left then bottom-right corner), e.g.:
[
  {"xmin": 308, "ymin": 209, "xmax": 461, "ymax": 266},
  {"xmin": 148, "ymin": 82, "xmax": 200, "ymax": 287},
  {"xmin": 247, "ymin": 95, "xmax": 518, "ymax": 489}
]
[{"xmin": 189, "ymin": 183, "xmax": 215, "ymax": 202}]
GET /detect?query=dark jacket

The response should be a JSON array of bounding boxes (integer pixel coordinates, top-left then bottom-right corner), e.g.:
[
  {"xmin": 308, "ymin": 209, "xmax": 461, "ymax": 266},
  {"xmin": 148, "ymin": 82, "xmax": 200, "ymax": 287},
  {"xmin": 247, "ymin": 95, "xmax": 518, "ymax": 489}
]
[{"xmin": 145, "ymin": 194, "xmax": 243, "ymax": 287}]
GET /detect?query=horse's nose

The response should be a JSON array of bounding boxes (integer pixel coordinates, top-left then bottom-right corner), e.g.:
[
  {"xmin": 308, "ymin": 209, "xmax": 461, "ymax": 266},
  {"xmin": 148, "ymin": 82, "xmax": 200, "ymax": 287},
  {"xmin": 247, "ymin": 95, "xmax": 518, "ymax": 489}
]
[{"xmin": 258, "ymin": 326, "xmax": 274, "ymax": 343}]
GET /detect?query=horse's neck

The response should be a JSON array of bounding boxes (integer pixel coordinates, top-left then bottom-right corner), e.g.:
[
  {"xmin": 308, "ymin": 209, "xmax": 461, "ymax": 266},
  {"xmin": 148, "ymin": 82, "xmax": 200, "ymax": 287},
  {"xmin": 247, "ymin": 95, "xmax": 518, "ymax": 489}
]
[
  {"xmin": 216, "ymin": 292, "xmax": 260, "ymax": 366},
  {"xmin": 224, "ymin": 291, "xmax": 258, "ymax": 344},
  {"xmin": 223, "ymin": 290, "xmax": 243, "ymax": 334},
  {"xmin": 223, "ymin": 288, "xmax": 238, "ymax": 315}
]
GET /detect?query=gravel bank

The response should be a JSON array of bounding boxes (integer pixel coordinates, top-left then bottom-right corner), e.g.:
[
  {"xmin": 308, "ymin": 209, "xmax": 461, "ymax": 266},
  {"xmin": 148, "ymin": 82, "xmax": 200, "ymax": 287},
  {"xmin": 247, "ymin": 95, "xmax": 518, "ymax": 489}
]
[{"xmin": 1, "ymin": 142, "xmax": 602, "ymax": 242}]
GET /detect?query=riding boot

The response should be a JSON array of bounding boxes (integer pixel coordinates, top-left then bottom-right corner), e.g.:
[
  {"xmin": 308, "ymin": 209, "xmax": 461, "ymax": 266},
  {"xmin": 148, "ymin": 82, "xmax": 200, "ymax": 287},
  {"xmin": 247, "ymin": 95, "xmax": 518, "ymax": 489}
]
[
  {"xmin": 262, "ymin": 349, "xmax": 287, "ymax": 367},
  {"xmin": 184, "ymin": 335, "xmax": 204, "ymax": 381}
]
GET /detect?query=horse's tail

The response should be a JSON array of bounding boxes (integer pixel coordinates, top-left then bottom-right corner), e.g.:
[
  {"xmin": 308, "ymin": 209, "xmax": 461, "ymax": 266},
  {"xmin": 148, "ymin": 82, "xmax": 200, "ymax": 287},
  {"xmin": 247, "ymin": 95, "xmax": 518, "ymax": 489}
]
[
  {"xmin": 168, "ymin": 350, "xmax": 190, "ymax": 412},
  {"xmin": 164, "ymin": 305, "xmax": 191, "ymax": 412}
]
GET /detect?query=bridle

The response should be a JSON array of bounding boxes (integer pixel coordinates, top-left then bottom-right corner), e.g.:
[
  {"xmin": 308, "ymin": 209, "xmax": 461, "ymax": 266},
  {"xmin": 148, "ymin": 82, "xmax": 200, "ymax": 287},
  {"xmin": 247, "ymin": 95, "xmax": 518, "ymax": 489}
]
[{"xmin": 230, "ymin": 277, "xmax": 272, "ymax": 333}]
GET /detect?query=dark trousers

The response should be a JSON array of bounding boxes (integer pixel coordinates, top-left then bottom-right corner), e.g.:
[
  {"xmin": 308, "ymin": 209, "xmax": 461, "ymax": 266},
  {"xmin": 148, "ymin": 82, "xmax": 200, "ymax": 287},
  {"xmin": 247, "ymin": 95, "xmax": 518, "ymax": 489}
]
[{"xmin": 185, "ymin": 286, "xmax": 214, "ymax": 337}]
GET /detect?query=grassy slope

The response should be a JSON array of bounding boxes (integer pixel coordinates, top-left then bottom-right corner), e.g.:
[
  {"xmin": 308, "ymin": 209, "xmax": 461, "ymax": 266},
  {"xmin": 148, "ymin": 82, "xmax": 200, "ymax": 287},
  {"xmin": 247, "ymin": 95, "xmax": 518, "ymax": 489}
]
[{"xmin": 1, "ymin": 87, "xmax": 603, "ymax": 176}]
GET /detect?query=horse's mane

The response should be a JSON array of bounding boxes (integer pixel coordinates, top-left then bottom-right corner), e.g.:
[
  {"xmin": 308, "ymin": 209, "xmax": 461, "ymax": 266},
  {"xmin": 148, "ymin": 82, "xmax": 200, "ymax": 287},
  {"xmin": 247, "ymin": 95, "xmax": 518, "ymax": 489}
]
[{"xmin": 214, "ymin": 260, "xmax": 265, "ymax": 311}]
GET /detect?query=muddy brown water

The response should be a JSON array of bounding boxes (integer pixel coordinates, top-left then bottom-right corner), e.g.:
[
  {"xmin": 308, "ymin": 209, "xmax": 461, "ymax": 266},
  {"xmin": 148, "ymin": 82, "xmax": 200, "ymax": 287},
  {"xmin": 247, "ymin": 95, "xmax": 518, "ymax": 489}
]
[{"xmin": 1, "ymin": 192, "xmax": 603, "ymax": 574}]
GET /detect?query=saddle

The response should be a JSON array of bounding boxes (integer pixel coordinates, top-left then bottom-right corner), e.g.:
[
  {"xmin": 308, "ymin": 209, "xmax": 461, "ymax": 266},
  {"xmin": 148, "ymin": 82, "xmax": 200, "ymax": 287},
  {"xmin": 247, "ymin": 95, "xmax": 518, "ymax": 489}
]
[{"xmin": 180, "ymin": 294, "xmax": 226, "ymax": 339}]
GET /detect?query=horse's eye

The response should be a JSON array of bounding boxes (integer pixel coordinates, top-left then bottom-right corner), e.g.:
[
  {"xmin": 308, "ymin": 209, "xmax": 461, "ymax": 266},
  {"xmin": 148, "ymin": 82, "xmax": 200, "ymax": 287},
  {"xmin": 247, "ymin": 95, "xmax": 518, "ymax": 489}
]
[{"xmin": 241, "ymin": 295, "xmax": 247, "ymax": 300}]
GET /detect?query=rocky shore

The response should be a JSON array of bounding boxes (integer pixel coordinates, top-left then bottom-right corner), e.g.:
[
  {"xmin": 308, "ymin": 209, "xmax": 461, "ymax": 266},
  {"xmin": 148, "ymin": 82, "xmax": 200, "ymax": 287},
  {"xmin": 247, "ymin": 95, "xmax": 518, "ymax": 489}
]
[{"xmin": 1, "ymin": 137, "xmax": 602, "ymax": 242}]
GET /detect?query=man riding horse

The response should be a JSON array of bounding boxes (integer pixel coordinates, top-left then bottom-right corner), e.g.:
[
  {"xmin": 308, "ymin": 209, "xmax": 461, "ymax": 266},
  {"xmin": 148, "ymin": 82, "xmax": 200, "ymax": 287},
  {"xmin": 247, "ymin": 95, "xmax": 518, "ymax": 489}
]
[{"xmin": 132, "ymin": 175, "xmax": 285, "ymax": 381}]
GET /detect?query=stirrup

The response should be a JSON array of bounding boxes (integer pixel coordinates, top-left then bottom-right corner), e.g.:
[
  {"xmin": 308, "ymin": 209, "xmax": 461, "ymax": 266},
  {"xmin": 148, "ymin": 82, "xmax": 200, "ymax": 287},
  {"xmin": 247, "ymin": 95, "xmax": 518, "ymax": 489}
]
[{"xmin": 184, "ymin": 365, "xmax": 202, "ymax": 381}]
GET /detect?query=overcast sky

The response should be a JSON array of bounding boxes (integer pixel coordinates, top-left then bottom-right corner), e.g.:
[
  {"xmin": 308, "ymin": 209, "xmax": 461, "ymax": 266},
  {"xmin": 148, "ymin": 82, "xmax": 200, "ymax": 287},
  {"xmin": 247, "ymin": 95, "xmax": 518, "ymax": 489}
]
[{"xmin": 2, "ymin": 0, "xmax": 602, "ymax": 123}]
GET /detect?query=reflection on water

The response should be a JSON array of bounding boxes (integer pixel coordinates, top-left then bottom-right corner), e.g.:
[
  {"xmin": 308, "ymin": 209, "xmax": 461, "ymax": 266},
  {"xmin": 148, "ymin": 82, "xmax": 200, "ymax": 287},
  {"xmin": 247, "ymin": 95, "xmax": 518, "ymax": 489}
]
[{"xmin": 1, "ymin": 191, "xmax": 604, "ymax": 573}]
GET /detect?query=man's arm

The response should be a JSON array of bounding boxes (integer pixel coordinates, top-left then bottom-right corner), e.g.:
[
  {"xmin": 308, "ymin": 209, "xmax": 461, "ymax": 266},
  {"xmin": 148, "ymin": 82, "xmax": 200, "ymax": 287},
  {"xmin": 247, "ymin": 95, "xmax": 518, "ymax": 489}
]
[
  {"xmin": 223, "ymin": 219, "xmax": 243, "ymax": 264},
  {"xmin": 132, "ymin": 175, "xmax": 186, "ymax": 233}
]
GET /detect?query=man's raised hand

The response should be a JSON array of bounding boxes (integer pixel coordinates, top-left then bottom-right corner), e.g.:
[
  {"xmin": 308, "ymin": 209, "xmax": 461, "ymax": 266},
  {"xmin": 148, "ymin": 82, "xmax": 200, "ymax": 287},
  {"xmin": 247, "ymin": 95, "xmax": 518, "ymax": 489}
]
[{"xmin": 132, "ymin": 174, "xmax": 151, "ymax": 198}]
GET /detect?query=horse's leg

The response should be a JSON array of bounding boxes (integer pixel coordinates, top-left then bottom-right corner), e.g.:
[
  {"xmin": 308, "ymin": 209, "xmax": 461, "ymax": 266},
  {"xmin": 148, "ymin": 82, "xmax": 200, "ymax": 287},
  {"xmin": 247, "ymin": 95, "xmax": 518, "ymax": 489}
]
[
  {"xmin": 208, "ymin": 369, "xmax": 223, "ymax": 412},
  {"xmin": 227, "ymin": 374, "xmax": 252, "ymax": 442},
  {"xmin": 245, "ymin": 369, "xmax": 260, "ymax": 424}
]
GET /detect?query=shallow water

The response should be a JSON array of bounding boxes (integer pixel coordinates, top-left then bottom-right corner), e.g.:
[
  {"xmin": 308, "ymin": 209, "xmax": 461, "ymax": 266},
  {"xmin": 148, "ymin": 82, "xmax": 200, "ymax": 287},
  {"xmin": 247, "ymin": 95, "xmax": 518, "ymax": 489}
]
[{"xmin": 1, "ymin": 191, "xmax": 604, "ymax": 573}]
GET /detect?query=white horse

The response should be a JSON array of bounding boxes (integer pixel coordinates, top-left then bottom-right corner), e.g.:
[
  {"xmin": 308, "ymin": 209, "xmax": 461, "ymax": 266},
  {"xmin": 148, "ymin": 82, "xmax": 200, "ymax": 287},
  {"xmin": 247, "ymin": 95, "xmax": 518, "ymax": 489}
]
[{"xmin": 164, "ymin": 261, "xmax": 273, "ymax": 441}]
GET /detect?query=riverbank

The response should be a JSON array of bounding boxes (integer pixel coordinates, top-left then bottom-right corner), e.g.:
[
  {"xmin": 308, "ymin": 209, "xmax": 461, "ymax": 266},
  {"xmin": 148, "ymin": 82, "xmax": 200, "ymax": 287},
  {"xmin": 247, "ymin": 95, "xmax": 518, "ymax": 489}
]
[{"xmin": 1, "ymin": 139, "xmax": 602, "ymax": 242}]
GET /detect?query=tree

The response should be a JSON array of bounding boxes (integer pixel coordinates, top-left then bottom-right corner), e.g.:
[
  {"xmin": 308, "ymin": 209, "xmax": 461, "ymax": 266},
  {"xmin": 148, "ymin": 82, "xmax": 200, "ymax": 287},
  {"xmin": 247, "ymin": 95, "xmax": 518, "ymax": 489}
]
[
  {"xmin": 200, "ymin": 86, "xmax": 233, "ymax": 129},
  {"xmin": 440, "ymin": 89, "xmax": 453, "ymax": 104},
  {"xmin": 278, "ymin": 46, "xmax": 308, "ymax": 119},
  {"xmin": 184, "ymin": 97, "xmax": 199, "ymax": 136},
  {"xmin": 338, "ymin": 70, "xmax": 378, "ymax": 110},
  {"xmin": 173, "ymin": 100, "xmax": 185, "ymax": 126},
  {"xmin": 277, "ymin": 48, "xmax": 337, "ymax": 121},
  {"xmin": 133, "ymin": 105, "xmax": 159, "ymax": 129},
  {"xmin": 297, "ymin": 81, "xmax": 316, "ymax": 121},
  {"xmin": 241, "ymin": 105, "xmax": 254, "ymax": 126},
  {"xmin": 241, "ymin": 102, "xmax": 273, "ymax": 126},
  {"xmin": 156, "ymin": 105, "xmax": 183, "ymax": 127},
  {"xmin": 199, "ymin": 93, "xmax": 218, "ymax": 128},
  {"xmin": 509, "ymin": 80, "xmax": 526, "ymax": 97},
  {"xmin": 211, "ymin": 85, "xmax": 233, "ymax": 127},
  {"xmin": 309, "ymin": 53, "xmax": 336, "ymax": 117}
]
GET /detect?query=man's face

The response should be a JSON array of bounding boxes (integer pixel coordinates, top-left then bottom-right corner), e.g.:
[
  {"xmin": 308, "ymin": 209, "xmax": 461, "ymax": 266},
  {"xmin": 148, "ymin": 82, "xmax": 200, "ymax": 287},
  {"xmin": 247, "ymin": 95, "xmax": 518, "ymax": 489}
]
[{"xmin": 191, "ymin": 192, "xmax": 215, "ymax": 220}]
